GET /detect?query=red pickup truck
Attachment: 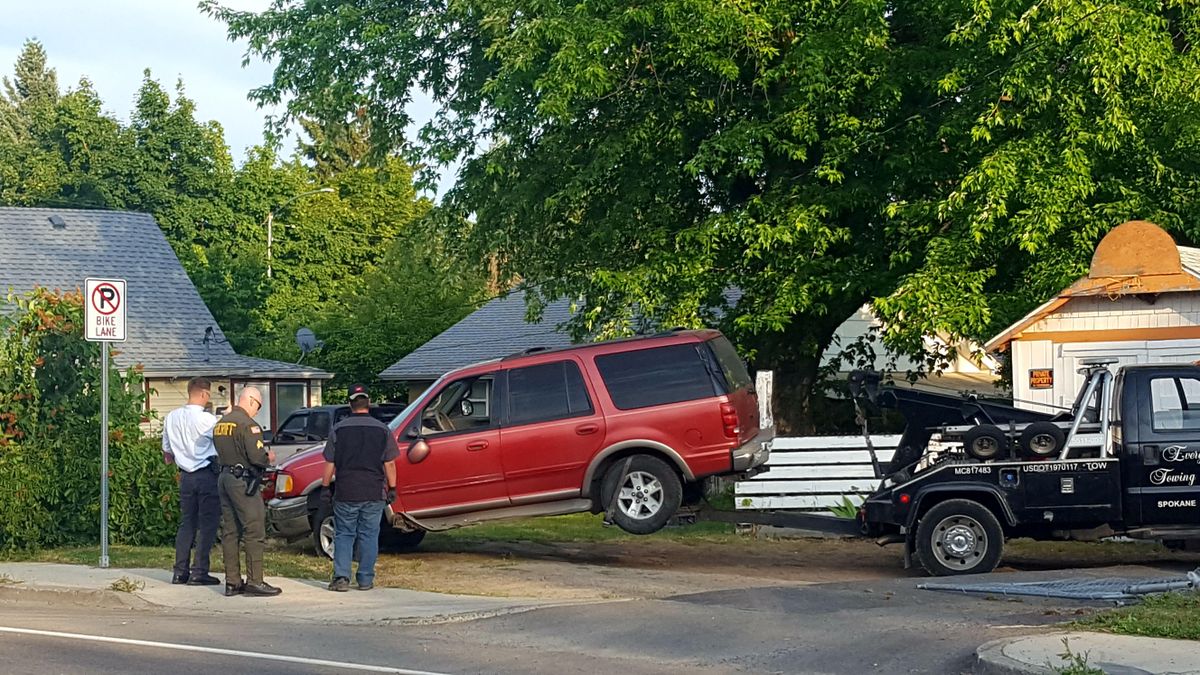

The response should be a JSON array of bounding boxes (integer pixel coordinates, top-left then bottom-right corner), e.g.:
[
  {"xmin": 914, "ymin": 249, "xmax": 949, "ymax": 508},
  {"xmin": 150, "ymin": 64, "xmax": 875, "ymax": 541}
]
[{"xmin": 265, "ymin": 329, "xmax": 772, "ymax": 557}]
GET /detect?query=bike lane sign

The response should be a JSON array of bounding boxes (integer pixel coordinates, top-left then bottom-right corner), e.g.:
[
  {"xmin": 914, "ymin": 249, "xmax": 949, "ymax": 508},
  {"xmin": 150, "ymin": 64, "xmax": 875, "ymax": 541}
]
[{"xmin": 85, "ymin": 278, "xmax": 126, "ymax": 342}]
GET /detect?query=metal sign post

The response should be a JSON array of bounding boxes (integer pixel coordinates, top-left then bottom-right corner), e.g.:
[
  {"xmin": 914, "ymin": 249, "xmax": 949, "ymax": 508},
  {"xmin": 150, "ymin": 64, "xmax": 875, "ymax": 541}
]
[{"xmin": 85, "ymin": 278, "xmax": 127, "ymax": 569}]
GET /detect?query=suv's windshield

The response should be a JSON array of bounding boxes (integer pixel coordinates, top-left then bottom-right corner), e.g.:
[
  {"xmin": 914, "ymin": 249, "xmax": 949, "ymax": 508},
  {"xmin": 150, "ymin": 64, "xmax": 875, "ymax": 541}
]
[{"xmin": 387, "ymin": 374, "xmax": 447, "ymax": 432}]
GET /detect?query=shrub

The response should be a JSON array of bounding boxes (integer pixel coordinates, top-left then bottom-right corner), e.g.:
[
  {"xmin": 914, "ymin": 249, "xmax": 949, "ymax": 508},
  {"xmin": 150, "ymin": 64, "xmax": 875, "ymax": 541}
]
[{"xmin": 0, "ymin": 288, "xmax": 178, "ymax": 549}]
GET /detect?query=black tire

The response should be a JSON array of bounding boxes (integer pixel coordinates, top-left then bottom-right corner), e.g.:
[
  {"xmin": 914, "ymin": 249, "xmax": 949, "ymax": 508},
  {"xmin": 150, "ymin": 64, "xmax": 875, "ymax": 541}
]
[
  {"xmin": 310, "ymin": 492, "xmax": 335, "ymax": 560},
  {"xmin": 962, "ymin": 424, "xmax": 1007, "ymax": 461},
  {"xmin": 600, "ymin": 455, "xmax": 683, "ymax": 535},
  {"xmin": 379, "ymin": 526, "xmax": 426, "ymax": 552},
  {"xmin": 915, "ymin": 499, "xmax": 1004, "ymax": 576},
  {"xmin": 1019, "ymin": 422, "xmax": 1065, "ymax": 458}
]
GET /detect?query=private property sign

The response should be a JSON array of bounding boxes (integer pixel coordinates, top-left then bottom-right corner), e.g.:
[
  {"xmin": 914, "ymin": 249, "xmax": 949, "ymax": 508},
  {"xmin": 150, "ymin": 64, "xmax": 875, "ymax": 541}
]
[{"xmin": 85, "ymin": 278, "xmax": 126, "ymax": 342}]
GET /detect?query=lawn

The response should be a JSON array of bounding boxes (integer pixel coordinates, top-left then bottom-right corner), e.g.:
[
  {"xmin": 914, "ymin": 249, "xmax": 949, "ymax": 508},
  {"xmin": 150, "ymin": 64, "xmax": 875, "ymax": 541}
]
[
  {"xmin": 0, "ymin": 513, "xmax": 738, "ymax": 582},
  {"xmin": 1075, "ymin": 591, "xmax": 1200, "ymax": 641}
]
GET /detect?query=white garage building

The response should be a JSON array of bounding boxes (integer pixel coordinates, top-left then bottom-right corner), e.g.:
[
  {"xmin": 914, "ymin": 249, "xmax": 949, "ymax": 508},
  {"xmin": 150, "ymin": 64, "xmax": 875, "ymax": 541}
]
[{"xmin": 986, "ymin": 220, "xmax": 1200, "ymax": 413}]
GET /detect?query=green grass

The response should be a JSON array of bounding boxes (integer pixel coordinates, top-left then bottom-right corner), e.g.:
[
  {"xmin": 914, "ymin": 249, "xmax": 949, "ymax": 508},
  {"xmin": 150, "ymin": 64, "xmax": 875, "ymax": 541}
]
[
  {"xmin": 1074, "ymin": 592, "xmax": 1200, "ymax": 640},
  {"xmin": 0, "ymin": 544, "xmax": 331, "ymax": 580},
  {"xmin": 431, "ymin": 513, "xmax": 735, "ymax": 547}
]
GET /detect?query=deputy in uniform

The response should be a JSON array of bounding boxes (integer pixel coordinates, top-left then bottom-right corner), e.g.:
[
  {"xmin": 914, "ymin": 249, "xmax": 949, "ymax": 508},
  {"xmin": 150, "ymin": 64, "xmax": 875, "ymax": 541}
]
[{"xmin": 211, "ymin": 387, "xmax": 282, "ymax": 597}]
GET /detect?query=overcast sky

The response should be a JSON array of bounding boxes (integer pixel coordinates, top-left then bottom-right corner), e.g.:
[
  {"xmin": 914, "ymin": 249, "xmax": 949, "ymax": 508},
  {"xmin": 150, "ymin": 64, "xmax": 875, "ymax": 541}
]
[{"xmin": 0, "ymin": 0, "xmax": 451, "ymax": 195}]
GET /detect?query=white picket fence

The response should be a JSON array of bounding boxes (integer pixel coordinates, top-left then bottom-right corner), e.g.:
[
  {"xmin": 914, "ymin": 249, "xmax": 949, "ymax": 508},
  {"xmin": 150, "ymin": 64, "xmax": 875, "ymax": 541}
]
[{"xmin": 735, "ymin": 435, "xmax": 901, "ymax": 513}]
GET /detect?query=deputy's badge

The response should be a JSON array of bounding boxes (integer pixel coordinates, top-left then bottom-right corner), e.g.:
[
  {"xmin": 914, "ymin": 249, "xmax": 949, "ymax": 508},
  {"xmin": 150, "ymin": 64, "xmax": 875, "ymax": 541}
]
[
  {"xmin": 257, "ymin": 441, "xmax": 264, "ymax": 449},
  {"xmin": 250, "ymin": 425, "xmax": 262, "ymax": 434}
]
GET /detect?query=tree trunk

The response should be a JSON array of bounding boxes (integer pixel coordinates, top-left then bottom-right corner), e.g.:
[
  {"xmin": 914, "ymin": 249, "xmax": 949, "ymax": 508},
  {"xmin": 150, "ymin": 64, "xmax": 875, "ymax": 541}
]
[{"xmin": 771, "ymin": 356, "xmax": 822, "ymax": 435}]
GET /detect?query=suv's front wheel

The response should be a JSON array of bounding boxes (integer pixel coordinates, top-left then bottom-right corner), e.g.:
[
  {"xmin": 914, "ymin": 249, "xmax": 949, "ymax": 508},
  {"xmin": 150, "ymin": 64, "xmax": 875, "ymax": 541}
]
[{"xmin": 600, "ymin": 455, "xmax": 682, "ymax": 535}]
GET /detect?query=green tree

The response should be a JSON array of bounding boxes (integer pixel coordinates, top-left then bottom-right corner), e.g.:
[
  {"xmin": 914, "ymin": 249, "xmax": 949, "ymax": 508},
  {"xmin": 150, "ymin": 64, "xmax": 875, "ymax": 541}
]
[
  {"xmin": 208, "ymin": 1, "xmax": 1200, "ymax": 432},
  {"xmin": 312, "ymin": 217, "xmax": 487, "ymax": 393},
  {"xmin": 0, "ymin": 288, "xmax": 177, "ymax": 549}
]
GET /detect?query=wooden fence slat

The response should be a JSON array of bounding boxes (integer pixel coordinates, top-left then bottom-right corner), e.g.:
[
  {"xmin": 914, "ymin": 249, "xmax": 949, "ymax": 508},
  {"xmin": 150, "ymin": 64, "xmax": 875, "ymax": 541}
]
[
  {"xmin": 734, "ymin": 479, "xmax": 879, "ymax": 495},
  {"xmin": 743, "ymin": 465, "xmax": 880, "ymax": 479},
  {"xmin": 737, "ymin": 495, "xmax": 863, "ymax": 509},
  {"xmin": 770, "ymin": 435, "xmax": 902, "ymax": 450},
  {"xmin": 763, "ymin": 449, "xmax": 897, "ymax": 465}
]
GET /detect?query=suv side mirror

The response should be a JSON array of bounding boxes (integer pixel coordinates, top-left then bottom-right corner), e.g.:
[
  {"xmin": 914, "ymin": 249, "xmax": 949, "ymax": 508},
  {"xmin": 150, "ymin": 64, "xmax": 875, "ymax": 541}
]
[
  {"xmin": 408, "ymin": 439, "xmax": 431, "ymax": 464},
  {"xmin": 261, "ymin": 429, "xmax": 274, "ymax": 444}
]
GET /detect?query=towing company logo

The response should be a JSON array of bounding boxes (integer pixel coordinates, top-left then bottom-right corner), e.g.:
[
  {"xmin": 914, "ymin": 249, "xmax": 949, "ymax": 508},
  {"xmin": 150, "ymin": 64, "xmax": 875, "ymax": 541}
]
[
  {"xmin": 1150, "ymin": 468, "xmax": 1198, "ymax": 486},
  {"xmin": 1162, "ymin": 445, "xmax": 1200, "ymax": 462}
]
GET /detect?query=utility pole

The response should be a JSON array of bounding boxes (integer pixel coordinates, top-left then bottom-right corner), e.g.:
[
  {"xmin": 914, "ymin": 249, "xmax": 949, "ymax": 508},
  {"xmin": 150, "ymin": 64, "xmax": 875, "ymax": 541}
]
[{"xmin": 265, "ymin": 187, "xmax": 334, "ymax": 278}]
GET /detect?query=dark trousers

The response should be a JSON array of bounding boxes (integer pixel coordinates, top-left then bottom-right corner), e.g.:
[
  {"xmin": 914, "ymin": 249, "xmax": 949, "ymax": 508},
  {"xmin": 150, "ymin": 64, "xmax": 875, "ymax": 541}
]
[{"xmin": 174, "ymin": 465, "xmax": 220, "ymax": 577}]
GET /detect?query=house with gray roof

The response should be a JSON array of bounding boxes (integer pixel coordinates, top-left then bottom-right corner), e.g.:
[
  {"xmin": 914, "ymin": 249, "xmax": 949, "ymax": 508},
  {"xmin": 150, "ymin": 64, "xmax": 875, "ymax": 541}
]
[
  {"xmin": 380, "ymin": 290, "xmax": 573, "ymax": 397},
  {"xmin": 0, "ymin": 207, "xmax": 332, "ymax": 431},
  {"xmin": 380, "ymin": 288, "xmax": 1001, "ymax": 401}
]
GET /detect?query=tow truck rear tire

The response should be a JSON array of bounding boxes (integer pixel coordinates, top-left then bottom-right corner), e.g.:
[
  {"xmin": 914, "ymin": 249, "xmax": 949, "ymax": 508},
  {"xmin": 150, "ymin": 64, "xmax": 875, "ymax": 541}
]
[
  {"xmin": 962, "ymin": 425, "xmax": 1007, "ymax": 461},
  {"xmin": 916, "ymin": 499, "xmax": 1004, "ymax": 576},
  {"xmin": 1019, "ymin": 422, "xmax": 1065, "ymax": 458}
]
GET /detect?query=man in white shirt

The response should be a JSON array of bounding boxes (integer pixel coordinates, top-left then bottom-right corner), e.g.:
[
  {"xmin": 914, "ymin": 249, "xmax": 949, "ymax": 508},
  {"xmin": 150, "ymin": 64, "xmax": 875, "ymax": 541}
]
[{"xmin": 162, "ymin": 377, "xmax": 221, "ymax": 585}]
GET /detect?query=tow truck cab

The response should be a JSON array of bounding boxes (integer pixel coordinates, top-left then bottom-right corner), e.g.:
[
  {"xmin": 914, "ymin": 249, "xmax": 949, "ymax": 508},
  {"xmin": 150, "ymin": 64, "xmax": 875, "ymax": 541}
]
[{"xmin": 863, "ymin": 363, "xmax": 1200, "ymax": 576}]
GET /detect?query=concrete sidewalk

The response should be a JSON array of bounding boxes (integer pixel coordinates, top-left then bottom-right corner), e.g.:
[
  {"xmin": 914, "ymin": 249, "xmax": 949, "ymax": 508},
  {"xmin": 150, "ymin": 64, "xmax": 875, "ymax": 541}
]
[
  {"xmin": 0, "ymin": 563, "xmax": 564, "ymax": 625},
  {"xmin": 977, "ymin": 631, "xmax": 1200, "ymax": 674}
]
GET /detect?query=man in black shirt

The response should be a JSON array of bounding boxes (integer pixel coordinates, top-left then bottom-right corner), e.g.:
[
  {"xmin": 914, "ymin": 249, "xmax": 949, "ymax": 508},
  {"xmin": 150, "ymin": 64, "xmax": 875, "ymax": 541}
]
[{"xmin": 321, "ymin": 384, "xmax": 399, "ymax": 591}]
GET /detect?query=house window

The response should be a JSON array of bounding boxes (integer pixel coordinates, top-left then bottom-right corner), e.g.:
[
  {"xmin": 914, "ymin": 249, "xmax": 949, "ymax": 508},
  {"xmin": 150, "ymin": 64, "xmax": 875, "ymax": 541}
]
[
  {"xmin": 276, "ymin": 382, "xmax": 308, "ymax": 427},
  {"xmin": 233, "ymin": 381, "xmax": 273, "ymax": 431}
]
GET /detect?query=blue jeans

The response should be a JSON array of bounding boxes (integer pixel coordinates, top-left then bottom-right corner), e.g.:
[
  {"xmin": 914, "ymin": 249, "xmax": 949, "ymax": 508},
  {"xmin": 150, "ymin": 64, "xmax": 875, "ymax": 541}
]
[{"xmin": 332, "ymin": 500, "xmax": 384, "ymax": 585}]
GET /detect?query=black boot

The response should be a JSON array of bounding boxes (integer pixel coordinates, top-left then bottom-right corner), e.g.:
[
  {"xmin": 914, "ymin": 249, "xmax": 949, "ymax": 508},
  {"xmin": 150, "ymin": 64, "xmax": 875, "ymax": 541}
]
[
  {"xmin": 224, "ymin": 579, "xmax": 244, "ymax": 597},
  {"xmin": 242, "ymin": 581, "xmax": 282, "ymax": 597}
]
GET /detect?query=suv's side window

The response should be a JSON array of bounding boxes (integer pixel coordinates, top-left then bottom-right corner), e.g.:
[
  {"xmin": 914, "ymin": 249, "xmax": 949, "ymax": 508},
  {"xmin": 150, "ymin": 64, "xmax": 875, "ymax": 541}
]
[
  {"xmin": 420, "ymin": 375, "xmax": 496, "ymax": 436},
  {"xmin": 1149, "ymin": 376, "xmax": 1200, "ymax": 431},
  {"xmin": 595, "ymin": 343, "xmax": 717, "ymax": 410},
  {"xmin": 507, "ymin": 360, "xmax": 593, "ymax": 426}
]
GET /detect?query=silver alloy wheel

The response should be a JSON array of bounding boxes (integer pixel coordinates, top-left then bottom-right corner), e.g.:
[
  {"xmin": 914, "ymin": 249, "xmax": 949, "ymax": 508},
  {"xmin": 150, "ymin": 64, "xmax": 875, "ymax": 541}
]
[
  {"xmin": 617, "ymin": 470, "xmax": 665, "ymax": 520},
  {"xmin": 319, "ymin": 515, "xmax": 335, "ymax": 559},
  {"xmin": 932, "ymin": 515, "xmax": 988, "ymax": 570}
]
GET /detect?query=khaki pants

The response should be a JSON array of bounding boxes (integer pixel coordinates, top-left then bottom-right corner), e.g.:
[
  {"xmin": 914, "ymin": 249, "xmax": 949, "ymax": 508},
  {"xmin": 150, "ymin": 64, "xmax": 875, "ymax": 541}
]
[{"xmin": 218, "ymin": 471, "xmax": 266, "ymax": 585}]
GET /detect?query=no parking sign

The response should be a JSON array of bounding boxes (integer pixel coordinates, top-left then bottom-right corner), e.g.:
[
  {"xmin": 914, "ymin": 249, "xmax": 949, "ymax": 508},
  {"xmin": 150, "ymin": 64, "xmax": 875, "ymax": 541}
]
[{"xmin": 85, "ymin": 278, "xmax": 126, "ymax": 342}]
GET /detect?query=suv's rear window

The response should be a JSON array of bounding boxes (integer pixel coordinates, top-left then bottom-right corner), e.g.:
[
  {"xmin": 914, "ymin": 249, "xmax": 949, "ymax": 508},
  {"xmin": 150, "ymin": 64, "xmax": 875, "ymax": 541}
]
[
  {"xmin": 595, "ymin": 343, "xmax": 717, "ymax": 410},
  {"xmin": 706, "ymin": 336, "xmax": 752, "ymax": 391}
]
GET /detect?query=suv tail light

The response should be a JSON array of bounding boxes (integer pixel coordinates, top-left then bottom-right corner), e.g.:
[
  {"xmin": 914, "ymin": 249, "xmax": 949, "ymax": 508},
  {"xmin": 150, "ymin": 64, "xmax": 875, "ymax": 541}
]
[{"xmin": 720, "ymin": 402, "xmax": 740, "ymax": 439}]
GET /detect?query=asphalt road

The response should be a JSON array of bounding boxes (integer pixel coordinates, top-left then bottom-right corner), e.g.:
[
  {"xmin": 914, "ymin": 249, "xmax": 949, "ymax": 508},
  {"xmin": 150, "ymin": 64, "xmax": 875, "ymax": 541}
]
[{"xmin": 0, "ymin": 565, "xmax": 1167, "ymax": 675}]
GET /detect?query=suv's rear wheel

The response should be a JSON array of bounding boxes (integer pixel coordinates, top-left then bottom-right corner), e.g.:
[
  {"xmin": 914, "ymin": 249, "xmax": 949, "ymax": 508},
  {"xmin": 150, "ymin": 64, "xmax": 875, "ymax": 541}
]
[{"xmin": 600, "ymin": 455, "xmax": 682, "ymax": 535}]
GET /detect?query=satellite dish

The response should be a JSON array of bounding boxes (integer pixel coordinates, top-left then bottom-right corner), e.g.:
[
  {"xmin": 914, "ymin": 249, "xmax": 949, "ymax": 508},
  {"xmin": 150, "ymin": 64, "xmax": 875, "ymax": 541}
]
[{"xmin": 295, "ymin": 327, "xmax": 325, "ymax": 364}]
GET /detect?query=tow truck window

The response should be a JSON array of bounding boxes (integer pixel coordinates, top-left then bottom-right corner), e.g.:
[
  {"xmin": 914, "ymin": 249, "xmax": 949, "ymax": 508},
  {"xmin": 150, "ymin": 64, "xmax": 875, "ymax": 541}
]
[{"xmin": 1149, "ymin": 377, "xmax": 1200, "ymax": 431}]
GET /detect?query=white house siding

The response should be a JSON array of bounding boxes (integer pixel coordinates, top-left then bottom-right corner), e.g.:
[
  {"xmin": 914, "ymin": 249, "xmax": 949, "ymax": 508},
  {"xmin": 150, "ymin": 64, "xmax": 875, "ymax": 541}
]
[
  {"xmin": 1025, "ymin": 294, "xmax": 1200, "ymax": 333},
  {"xmin": 1013, "ymin": 339, "xmax": 1200, "ymax": 413}
]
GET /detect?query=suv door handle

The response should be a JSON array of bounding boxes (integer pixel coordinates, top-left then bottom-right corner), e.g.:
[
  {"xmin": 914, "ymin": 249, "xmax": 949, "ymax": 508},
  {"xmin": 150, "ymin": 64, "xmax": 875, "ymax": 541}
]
[
  {"xmin": 575, "ymin": 424, "xmax": 599, "ymax": 436},
  {"xmin": 1143, "ymin": 445, "xmax": 1160, "ymax": 465},
  {"xmin": 466, "ymin": 440, "xmax": 489, "ymax": 451}
]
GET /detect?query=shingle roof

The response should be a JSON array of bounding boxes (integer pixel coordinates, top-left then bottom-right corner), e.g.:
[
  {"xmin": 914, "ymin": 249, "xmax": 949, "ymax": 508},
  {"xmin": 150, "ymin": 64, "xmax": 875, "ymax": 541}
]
[
  {"xmin": 379, "ymin": 287, "xmax": 744, "ymax": 382},
  {"xmin": 0, "ymin": 207, "xmax": 331, "ymax": 379},
  {"xmin": 379, "ymin": 290, "xmax": 574, "ymax": 381}
]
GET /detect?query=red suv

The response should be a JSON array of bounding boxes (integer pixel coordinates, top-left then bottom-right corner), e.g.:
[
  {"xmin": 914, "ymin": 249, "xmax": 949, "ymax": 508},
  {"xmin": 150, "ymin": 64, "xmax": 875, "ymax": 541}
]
[{"xmin": 265, "ymin": 329, "xmax": 771, "ymax": 557}]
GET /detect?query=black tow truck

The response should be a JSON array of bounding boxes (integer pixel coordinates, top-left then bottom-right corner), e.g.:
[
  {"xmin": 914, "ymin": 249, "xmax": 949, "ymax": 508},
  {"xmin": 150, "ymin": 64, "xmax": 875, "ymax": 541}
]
[
  {"xmin": 857, "ymin": 360, "xmax": 1200, "ymax": 575},
  {"xmin": 692, "ymin": 360, "xmax": 1200, "ymax": 576}
]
